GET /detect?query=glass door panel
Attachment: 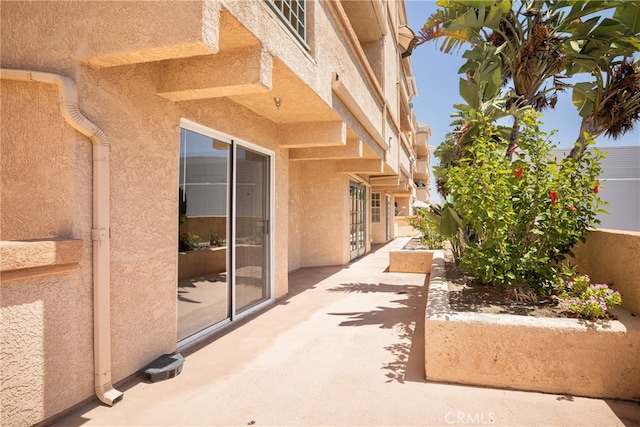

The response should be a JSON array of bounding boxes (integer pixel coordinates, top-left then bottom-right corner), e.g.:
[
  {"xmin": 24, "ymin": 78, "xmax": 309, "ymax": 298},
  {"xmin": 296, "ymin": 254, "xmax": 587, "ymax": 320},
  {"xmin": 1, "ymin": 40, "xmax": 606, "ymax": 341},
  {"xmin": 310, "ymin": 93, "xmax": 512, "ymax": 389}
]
[
  {"xmin": 177, "ymin": 128, "xmax": 230, "ymax": 341},
  {"xmin": 235, "ymin": 147, "xmax": 270, "ymax": 313},
  {"xmin": 350, "ymin": 182, "xmax": 366, "ymax": 260},
  {"xmin": 385, "ymin": 195, "xmax": 392, "ymax": 241}
]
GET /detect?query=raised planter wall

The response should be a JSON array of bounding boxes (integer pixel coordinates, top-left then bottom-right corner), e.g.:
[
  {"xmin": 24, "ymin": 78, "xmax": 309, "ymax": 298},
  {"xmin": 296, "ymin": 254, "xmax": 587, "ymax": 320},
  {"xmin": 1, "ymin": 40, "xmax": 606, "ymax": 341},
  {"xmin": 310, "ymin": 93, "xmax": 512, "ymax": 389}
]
[
  {"xmin": 388, "ymin": 237, "xmax": 434, "ymax": 273},
  {"xmin": 425, "ymin": 250, "xmax": 640, "ymax": 402},
  {"xmin": 178, "ymin": 247, "xmax": 226, "ymax": 280},
  {"xmin": 394, "ymin": 217, "xmax": 416, "ymax": 238},
  {"xmin": 570, "ymin": 229, "xmax": 640, "ymax": 315}
]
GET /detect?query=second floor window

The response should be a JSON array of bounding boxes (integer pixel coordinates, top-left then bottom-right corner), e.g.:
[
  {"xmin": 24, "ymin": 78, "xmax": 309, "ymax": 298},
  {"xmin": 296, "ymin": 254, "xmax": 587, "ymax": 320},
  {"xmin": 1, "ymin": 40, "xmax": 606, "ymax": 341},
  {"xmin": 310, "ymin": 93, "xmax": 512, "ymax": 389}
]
[{"xmin": 266, "ymin": 0, "xmax": 306, "ymax": 45}]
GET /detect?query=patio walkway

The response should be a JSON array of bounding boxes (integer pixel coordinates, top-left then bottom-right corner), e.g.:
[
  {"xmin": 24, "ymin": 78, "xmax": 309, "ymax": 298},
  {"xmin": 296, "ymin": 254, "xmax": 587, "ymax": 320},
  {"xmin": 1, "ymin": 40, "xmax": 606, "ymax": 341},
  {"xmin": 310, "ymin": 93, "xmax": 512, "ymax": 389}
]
[{"xmin": 55, "ymin": 239, "xmax": 640, "ymax": 426}]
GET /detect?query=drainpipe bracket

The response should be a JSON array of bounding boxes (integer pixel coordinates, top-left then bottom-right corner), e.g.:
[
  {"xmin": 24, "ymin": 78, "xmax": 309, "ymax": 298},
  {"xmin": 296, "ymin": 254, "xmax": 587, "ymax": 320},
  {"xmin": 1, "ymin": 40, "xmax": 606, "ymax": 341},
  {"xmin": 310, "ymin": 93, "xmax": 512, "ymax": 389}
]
[{"xmin": 92, "ymin": 228, "xmax": 109, "ymax": 241}]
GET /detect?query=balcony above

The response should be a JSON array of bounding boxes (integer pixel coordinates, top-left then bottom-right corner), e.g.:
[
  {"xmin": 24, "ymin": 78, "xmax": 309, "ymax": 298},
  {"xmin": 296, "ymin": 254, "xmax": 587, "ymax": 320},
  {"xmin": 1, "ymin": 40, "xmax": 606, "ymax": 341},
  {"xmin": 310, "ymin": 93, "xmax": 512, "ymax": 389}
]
[
  {"xmin": 415, "ymin": 125, "xmax": 432, "ymax": 157},
  {"xmin": 416, "ymin": 186, "xmax": 430, "ymax": 203},
  {"xmin": 414, "ymin": 158, "xmax": 429, "ymax": 180},
  {"xmin": 341, "ymin": 0, "xmax": 386, "ymax": 42}
]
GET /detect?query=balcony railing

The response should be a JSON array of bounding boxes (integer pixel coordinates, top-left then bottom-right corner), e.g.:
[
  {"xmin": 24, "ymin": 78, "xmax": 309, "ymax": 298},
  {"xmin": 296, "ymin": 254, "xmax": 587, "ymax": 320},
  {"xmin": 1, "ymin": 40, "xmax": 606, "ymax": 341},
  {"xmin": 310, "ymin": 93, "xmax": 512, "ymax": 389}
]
[
  {"xmin": 416, "ymin": 186, "xmax": 429, "ymax": 202},
  {"xmin": 414, "ymin": 158, "xmax": 429, "ymax": 179}
]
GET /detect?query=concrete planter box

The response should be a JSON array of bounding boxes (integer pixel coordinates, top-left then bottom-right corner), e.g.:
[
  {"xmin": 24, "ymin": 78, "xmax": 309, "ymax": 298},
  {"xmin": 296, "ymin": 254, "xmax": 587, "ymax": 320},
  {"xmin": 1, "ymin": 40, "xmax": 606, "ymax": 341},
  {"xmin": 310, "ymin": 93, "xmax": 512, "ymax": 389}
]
[
  {"xmin": 425, "ymin": 250, "xmax": 640, "ymax": 401},
  {"xmin": 178, "ymin": 246, "xmax": 226, "ymax": 280},
  {"xmin": 388, "ymin": 238, "xmax": 434, "ymax": 273}
]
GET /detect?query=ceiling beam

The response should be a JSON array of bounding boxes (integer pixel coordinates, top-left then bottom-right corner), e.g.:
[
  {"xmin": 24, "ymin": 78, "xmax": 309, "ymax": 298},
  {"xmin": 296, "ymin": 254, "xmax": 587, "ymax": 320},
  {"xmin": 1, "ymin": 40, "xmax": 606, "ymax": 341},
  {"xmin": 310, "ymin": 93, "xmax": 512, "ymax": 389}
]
[
  {"xmin": 157, "ymin": 45, "xmax": 272, "ymax": 101},
  {"xmin": 278, "ymin": 121, "xmax": 346, "ymax": 148},
  {"xmin": 289, "ymin": 138, "xmax": 362, "ymax": 160}
]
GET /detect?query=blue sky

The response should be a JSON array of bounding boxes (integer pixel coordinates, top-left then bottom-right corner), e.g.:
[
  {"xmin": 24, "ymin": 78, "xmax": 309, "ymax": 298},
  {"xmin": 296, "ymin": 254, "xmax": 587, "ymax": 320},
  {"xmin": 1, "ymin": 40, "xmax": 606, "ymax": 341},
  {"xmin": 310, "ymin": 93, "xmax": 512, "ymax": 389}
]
[{"xmin": 405, "ymin": 0, "xmax": 640, "ymax": 203}]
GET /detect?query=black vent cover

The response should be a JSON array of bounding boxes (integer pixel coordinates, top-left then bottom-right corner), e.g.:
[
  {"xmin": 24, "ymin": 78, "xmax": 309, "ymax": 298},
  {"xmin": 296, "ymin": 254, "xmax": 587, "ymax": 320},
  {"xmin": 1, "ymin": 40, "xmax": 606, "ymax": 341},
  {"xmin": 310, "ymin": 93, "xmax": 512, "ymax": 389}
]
[{"xmin": 143, "ymin": 353, "xmax": 184, "ymax": 383}]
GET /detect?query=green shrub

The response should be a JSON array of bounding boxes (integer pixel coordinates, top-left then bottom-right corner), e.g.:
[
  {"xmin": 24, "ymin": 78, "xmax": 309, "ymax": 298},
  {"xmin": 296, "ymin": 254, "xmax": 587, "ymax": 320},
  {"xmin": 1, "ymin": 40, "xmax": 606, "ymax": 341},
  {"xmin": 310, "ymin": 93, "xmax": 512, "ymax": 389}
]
[
  {"xmin": 179, "ymin": 232, "xmax": 200, "ymax": 251},
  {"xmin": 407, "ymin": 207, "xmax": 445, "ymax": 249},
  {"xmin": 446, "ymin": 111, "xmax": 606, "ymax": 294}
]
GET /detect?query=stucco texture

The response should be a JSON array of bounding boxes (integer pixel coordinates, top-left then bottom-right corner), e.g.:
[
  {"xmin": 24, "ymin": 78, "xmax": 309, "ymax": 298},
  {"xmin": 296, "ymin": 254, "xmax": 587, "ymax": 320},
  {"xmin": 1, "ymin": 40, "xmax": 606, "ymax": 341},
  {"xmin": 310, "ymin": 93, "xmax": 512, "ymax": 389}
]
[
  {"xmin": 426, "ymin": 252, "xmax": 640, "ymax": 402},
  {"xmin": 426, "ymin": 316, "xmax": 640, "ymax": 401},
  {"xmin": 289, "ymin": 160, "xmax": 351, "ymax": 268},
  {"xmin": 2, "ymin": 0, "xmax": 416, "ymax": 424},
  {"xmin": 571, "ymin": 229, "xmax": 640, "ymax": 314},
  {"xmin": 0, "ymin": 1, "xmax": 216, "ymax": 73},
  {"xmin": 1, "ymin": 79, "xmax": 95, "ymax": 426},
  {"xmin": 1, "ymin": 81, "xmax": 77, "ymax": 240}
]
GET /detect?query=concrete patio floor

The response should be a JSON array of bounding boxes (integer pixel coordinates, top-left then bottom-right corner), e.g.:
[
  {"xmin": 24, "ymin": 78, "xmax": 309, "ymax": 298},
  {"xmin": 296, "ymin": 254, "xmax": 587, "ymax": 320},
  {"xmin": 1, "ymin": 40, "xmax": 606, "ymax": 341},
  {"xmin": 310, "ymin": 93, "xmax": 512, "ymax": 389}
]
[{"xmin": 54, "ymin": 239, "xmax": 640, "ymax": 426}]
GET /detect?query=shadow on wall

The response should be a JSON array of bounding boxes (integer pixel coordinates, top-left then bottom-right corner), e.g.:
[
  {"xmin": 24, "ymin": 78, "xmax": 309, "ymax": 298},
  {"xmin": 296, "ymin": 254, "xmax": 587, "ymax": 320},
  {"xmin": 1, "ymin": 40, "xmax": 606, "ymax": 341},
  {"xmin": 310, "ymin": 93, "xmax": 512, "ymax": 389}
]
[{"xmin": 1, "ymin": 274, "xmax": 94, "ymax": 427}]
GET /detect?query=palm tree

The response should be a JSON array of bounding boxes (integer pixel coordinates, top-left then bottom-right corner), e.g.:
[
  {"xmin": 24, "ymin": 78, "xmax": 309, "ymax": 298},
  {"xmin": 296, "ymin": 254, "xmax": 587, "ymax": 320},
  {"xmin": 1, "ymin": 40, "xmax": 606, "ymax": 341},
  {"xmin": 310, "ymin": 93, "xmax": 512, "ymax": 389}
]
[
  {"xmin": 570, "ymin": 58, "xmax": 640, "ymax": 158},
  {"xmin": 566, "ymin": 1, "xmax": 640, "ymax": 158},
  {"xmin": 417, "ymin": 0, "xmax": 640, "ymax": 158}
]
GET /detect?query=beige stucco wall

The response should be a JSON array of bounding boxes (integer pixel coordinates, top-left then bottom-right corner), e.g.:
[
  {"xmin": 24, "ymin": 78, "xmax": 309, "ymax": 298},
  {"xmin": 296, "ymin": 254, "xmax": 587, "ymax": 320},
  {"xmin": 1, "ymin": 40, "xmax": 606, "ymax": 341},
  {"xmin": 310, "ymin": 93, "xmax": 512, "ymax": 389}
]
[
  {"xmin": 1, "ymin": 81, "xmax": 95, "ymax": 426},
  {"xmin": 288, "ymin": 161, "xmax": 351, "ymax": 268},
  {"xmin": 395, "ymin": 216, "xmax": 417, "ymax": 237},
  {"xmin": 1, "ymin": 0, "xmax": 416, "ymax": 423},
  {"xmin": 370, "ymin": 192, "xmax": 393, "ymax": 244},
  {"xmin": 0, "ymin": 1, "xmax": 218, "ymax": 73},
  {"xmin": 571, "ymin": 229, "xmax": 640, "ymax": 315},
  {"xmin": 1, "ymin": 43, "xmax": 291, "ymax": 427},
  {"xmin": 1, "ymin": 81, "xmax": 78, "ymax": 240}
]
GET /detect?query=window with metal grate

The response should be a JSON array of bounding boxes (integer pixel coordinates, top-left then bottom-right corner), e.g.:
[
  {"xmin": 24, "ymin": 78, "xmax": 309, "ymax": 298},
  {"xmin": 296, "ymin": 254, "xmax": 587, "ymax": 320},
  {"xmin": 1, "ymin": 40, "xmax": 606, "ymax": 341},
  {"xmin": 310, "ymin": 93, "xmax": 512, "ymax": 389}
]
[{"xmin": 266, "ymin": 0, "xmax": 307, "ymax": 46}]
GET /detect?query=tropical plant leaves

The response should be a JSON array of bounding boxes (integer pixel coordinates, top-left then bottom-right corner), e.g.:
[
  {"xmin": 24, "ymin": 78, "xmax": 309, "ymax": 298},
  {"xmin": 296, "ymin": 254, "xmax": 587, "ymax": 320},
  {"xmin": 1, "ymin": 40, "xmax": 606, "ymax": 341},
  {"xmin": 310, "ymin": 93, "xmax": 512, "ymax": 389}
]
[{"xmin": 613, "ymin": 1, "xmax": 640, "ymax": 34}]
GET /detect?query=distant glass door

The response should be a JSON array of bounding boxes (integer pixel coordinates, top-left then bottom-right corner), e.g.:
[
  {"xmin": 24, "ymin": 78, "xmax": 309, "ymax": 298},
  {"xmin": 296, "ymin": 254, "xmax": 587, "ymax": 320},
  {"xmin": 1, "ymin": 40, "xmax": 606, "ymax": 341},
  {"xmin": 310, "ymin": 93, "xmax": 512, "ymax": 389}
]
[
  {"xmin": 385, "ymin": 195, "xmax": 392, "ymax": 241},
  {"xmin": 350, "ymin": 182, "xmax": 366, "ymax": 260},
  {"xmin": 177, "ymin": 121, "xmax": 272, "ymax": 344}
]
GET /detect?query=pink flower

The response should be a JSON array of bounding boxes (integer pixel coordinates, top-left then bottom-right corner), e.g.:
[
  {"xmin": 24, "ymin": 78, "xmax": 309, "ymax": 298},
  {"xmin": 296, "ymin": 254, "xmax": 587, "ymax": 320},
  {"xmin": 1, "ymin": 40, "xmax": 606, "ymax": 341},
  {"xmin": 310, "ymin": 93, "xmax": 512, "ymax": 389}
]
[
  {"xmin": 594, "ymin": 180, "xmax": 600, "ymax": 194},
  {"xmin": 568, "ymin": 205, "xmax": 577, "ymax": 211},
  {"xmin": 549, "ymin": 191, "xmax": 558, "ymax": 204},
  {"xmin": 515, "ymin": 167, "xmax": 523, "ymax": 179}
]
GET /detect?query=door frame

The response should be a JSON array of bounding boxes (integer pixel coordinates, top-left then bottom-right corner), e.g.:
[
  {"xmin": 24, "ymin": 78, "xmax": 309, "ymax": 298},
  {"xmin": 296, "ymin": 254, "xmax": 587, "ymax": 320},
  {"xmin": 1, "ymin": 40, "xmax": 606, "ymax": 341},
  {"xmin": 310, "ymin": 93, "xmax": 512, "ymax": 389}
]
[
  {"xmin": 177, "ymin": 118, "xmax": 275, "ymax": 349},
  {"xmin": 349, "ymin": 181, "xmax": 366, "ymax": 260},
  {"xmin": 385, "ymin": 194, "xmax": 392, "ymax": 242}
]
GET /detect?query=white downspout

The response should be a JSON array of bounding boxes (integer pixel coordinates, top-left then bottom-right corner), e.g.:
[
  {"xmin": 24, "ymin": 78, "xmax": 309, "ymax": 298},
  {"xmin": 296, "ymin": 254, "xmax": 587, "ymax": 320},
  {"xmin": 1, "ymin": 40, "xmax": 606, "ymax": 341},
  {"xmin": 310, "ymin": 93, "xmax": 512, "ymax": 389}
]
[{"xmin": 0, "ymin": 69, "xmax": 123, "ymax": 406}]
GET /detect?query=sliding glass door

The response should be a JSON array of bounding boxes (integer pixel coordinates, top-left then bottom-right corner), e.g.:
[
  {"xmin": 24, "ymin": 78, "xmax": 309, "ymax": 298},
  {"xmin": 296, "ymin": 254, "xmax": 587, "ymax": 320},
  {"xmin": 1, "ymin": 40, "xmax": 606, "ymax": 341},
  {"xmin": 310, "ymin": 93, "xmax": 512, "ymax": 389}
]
[
  {"xmin": 235, "ymin": 148, "xmax": 270, "ymax": 313},
  {"xmin": 177, "ymin": 128, "xmax": 230, "ymax": 341},
  {"xmin": 177, "ymin": 121, "xmax": 272, "ymax": 343}
]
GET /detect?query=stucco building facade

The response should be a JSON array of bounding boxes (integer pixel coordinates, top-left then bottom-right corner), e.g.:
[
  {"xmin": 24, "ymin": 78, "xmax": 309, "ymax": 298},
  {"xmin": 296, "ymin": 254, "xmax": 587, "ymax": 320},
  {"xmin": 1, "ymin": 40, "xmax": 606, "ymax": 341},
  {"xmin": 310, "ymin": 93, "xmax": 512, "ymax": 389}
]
[{"xmin": 0, "ymin": 1, "xmax": 428, "ymax": 424}]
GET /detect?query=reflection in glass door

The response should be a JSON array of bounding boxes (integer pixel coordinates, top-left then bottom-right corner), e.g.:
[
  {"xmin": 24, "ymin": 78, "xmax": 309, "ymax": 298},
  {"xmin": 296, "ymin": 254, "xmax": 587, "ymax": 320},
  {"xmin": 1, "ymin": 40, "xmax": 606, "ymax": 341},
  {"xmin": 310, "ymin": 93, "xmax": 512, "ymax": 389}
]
[
  {"xmin": 235, "ymin": 147, "xmax": 270, "ymax": 313},
  {"xmin": 350, "ymin": 182, "xmax": 366, "ymax": 260},
  {"xmin": 177, "ymin": 128, "xmax": 230, "ymax": 342}
]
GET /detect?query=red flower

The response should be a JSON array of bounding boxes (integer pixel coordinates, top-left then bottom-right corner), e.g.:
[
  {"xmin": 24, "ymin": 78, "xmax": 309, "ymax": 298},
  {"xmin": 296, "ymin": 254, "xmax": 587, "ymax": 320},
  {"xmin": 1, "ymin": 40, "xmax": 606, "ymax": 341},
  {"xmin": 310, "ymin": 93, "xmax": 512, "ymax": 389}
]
[
  {"xmin": 515, "ymin": 167, "xmax": 523, "ymax": 178},
  {"xmin": 568, "ymin": 205, "xmax": 577, "ymax": 211},
  {"xmin": 549, "ymin": 191, "xmax": 558, "ymax": 203},
  {"xmin": 509, "ymin": 144, "xmax": 519, "ymax": 153},
  {"xmin": 594, "ymin": 180, "xmax": 600, "ymax": 194}
]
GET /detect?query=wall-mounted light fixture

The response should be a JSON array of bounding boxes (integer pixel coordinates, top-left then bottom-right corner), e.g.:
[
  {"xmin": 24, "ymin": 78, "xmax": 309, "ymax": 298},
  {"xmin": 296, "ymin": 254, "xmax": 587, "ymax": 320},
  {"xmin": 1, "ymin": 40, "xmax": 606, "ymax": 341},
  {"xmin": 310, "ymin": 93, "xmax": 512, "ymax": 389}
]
[
  {"xmin": 274, "ymin": 97, "xmax": 281, "ymax": 110},
  {"xmin": 398, "ymin": 25, "xmax": 418, "ymax": 58}
]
